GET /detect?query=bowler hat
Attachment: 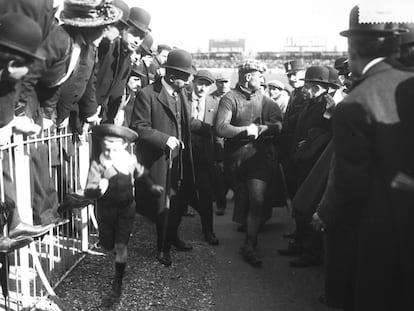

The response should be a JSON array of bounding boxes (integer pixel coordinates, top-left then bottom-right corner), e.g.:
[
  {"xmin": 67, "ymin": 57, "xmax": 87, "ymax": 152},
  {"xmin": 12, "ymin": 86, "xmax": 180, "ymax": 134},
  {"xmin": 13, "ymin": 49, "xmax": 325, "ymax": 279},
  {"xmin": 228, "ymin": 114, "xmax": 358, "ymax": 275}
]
[
  {"xmin": 215, "ymin": 72, "xmax": 232, "ymax": 82},
  {"xmin": 301, "ymin": 66, "xmax": 330, "ymax": 85},
  {"xmin": 0, "ymin": 13, "xmax": 44, "ymax": 61},
  {"xmin": 113, "ymin": 0, "xmax": 130, "ymax": 26},
  {"xmin": 128, "ymin": 7, "xmax": 151, "ymax": 35},
  {"xmin": 284, "ymin": 59, "xmax": 305, "ymax": 74},
  {"xmin": 325, "ymin": 66, "xmax": 341, "ymax": 88},
  {"xmin": 164, "ymin": 49, "xmax": 195, "ymax": 75},
  {"xmin": 60, "ymin": 0, "xmax": 122, "ymax": 27},
  {"xmin": 157, "ymin": 44, "xmax": 172, "ymax": 53},
  {"xmin": 139, "ymin": 34, "xmax": 154, "ymax": 56},
  {"xmin": 130, "ymin": 63, "xmax": 146, "ymax": 77},
  {"xmin": 334, "ymin": 57, "xmax": 350, "ymax": 75},
  {"xmin": 92, "ymin": 124, "xmax": 138, "ymax": 143},
  {"xmin": 194, "ymin": 69, "xmax": 215, "ymax": 84},
  {"xmin": 340, "ymin": 6, "xmax": 399, "ymax": 37}
]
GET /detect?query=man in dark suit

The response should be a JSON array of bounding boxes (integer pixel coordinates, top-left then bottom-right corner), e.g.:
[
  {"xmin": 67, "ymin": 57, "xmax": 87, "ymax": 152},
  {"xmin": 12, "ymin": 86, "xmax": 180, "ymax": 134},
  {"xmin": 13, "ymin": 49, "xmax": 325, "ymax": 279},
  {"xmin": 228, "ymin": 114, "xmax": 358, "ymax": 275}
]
[
  {"xmin": 189, "ymin": 69, "xmax": 220, "ymax": 245},
  {"xmin": 96, "ymin": 4, "xmax": 151, "ymax": 123},
  {"xmin": 312, "ymin": 6, "xmax": 414, "ymax": 310},
  {"xmin": 130, "ymin": 49, "xmax": 197, "ymax": 267}
]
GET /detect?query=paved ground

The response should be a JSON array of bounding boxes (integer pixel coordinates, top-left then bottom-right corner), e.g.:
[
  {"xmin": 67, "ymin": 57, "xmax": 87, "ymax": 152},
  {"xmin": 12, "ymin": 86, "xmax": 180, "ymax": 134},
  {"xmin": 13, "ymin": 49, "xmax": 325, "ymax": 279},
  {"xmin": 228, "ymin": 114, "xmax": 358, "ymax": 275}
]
[{"xmin": 211, "ymin": 203, "xmax": 331, "ymax": 311}]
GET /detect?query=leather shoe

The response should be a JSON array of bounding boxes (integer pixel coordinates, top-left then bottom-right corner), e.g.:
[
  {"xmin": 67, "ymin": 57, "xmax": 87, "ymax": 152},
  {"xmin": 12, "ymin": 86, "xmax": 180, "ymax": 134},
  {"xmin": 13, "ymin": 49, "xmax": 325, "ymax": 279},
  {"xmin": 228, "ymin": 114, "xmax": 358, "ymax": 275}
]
[
  {"xmin": 58, "ymin": 193, "xmax": 94, "ymax": 213},
  {"xmin": 171, "ymin": 238, "xmax": 193, "ymax": 251},
  {"xmin": 204, "ymin": 232, "xmax": 219, "ymax": 245},
  {"xmin": 156, "ymin": 251, "xmax": 172, "ymax": 266},
  {"xmin": 239, "ymin": 245, "xmax": 262, "ymax": 267},
  {"xmin": 0, "ymin": 236, "xmax": 33, "ymax": 253},
  {"xmin": 289, "ymin": 255, "xmax": 322, "ymax": 268},
  {"xmin": 215, "ymin": 208, "xmax": 225, "ymax": 216},
  {"xmin": 283, "ymin": 231, "xmax": 298, "ymax": 239},
  {"xmin": 8, "ymin": 222, "xmax": 54, "ymax": 239},
  {"xmin": 278, "ymin": 241, "xmax": 303, "ymax": 256}
]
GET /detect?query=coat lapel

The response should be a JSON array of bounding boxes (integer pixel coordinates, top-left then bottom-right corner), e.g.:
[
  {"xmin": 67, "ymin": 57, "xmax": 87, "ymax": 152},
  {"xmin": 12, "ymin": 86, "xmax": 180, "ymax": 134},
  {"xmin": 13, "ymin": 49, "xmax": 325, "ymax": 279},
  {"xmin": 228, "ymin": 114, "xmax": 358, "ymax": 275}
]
[{"xmin": 157, "ymin": 84, "xmax": 178, "ymax": 127}]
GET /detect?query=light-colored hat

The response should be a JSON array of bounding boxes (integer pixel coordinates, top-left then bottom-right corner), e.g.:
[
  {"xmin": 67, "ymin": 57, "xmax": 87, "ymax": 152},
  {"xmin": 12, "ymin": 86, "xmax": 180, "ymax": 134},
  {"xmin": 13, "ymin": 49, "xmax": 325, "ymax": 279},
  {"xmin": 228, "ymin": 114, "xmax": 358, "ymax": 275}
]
[
  {"xmin": 267, "ymin": 80, "xmax": 285, "ymax": 90},
  {"xmin": 238, "ymin": 59, "xmax": 267, "ymax": 75}
]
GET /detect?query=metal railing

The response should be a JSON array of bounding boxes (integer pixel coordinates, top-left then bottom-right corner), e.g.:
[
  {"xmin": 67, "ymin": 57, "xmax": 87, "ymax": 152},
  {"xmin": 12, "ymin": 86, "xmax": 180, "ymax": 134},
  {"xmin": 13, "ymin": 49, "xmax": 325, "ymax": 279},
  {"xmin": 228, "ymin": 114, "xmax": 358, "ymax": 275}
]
[{"xmin": 0, "ymin": 127, "xmax": 98, "ymax": 310}]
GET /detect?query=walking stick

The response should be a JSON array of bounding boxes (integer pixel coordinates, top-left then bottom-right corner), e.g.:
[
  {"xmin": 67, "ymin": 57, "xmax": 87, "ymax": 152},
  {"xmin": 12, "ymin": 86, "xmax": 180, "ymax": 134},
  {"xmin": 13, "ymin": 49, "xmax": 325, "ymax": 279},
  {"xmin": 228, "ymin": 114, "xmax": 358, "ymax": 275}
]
[
  {"xmin": 279, "ymin": 163, "xmax": 293, "ymax": 215},
  {"xmin": 160, "ymin": 148, "xmax": 174, "ymax": 258}
]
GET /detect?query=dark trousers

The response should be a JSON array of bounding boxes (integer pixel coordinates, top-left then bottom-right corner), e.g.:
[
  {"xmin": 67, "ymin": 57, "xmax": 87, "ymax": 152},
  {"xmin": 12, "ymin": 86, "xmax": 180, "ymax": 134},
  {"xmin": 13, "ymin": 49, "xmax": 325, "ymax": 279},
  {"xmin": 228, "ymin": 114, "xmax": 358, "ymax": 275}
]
[
  {"xmin": 192, "ymin": 147, "xmax": 214, "ymax": 233},
  {"xmin": 212, "ymin": 164, "xmax": 227, "ymax": 210},
  {"xmin": 155, "ymin": 194, "xmax": 186, "ymax": 252},
  {"xmin": 324, "ymin": 224, "xmax": 358, "ymax": 310}
]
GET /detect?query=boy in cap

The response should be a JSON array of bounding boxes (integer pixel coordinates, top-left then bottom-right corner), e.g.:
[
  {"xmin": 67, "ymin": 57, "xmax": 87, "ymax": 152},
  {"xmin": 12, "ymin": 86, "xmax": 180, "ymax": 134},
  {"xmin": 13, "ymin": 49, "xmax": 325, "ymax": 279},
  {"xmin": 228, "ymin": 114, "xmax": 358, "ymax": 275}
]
[{"xmin": 84, "ymin": 124, "xmax": 163, "ymax": 299}]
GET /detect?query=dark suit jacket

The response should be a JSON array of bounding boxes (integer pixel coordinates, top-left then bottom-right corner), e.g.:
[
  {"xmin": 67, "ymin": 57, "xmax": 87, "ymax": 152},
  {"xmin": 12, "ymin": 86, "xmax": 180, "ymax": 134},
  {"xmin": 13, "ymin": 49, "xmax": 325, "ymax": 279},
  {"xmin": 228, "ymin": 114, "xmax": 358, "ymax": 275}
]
[
  {"xmin": 324, "ymin": 59, "xmax": 414, "ymax": 311},
  {"xmin": 130, "ymin": 79, "xmax": 197, "ymax": 217},
  {"xmin": 96, "ymin": 37, "xmax": 132, "ymax": 122}
]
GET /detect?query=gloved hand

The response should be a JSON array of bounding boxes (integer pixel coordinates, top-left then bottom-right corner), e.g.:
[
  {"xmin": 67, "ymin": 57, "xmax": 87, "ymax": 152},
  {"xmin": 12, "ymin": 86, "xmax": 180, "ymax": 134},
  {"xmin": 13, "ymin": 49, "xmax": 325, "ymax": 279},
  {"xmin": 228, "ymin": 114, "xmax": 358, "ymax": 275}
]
[
  {"xmin": 166, "ymin": 136, "xmax": 184, "ymax": 150},
  {"xmin": 246, "ymin": 123, "xmax": 258, "ymax": 139},
  {"xmin": 13, "ymin": 116, "xmax": 41, "ymax": 135}
]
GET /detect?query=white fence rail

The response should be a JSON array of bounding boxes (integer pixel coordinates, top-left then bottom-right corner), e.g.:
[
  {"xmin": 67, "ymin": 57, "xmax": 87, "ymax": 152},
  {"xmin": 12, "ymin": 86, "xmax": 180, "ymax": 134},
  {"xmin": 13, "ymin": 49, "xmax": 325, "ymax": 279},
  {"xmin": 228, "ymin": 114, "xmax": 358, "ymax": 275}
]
[{"xmin": 0, "ymin": 127, "xmax": 97, "ymax": 310}]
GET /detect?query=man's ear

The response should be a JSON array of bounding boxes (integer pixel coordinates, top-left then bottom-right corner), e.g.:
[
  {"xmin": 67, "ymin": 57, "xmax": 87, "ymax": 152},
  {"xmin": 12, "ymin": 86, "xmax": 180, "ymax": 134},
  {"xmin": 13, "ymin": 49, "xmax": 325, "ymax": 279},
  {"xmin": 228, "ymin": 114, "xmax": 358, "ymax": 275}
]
[{"xmin": 245, "ymin": 72, "xmax": 252, "ymax": 82}]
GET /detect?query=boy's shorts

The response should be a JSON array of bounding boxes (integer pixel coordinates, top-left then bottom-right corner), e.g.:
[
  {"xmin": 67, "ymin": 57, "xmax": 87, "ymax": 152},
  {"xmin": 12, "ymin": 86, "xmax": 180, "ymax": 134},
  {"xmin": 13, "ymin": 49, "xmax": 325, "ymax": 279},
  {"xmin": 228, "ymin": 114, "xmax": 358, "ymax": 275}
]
[{"xmin": 96, "ymin": 199, "xmax": 136, "ymax": 251}]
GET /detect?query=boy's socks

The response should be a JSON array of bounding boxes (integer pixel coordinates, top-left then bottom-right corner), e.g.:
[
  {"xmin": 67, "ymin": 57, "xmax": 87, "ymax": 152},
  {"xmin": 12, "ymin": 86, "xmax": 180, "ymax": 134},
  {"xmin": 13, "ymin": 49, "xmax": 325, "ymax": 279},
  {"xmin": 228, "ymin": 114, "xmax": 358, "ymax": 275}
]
[{"xmin": 111, "ymin": 262, "xmax": 126, "ymax": 297}]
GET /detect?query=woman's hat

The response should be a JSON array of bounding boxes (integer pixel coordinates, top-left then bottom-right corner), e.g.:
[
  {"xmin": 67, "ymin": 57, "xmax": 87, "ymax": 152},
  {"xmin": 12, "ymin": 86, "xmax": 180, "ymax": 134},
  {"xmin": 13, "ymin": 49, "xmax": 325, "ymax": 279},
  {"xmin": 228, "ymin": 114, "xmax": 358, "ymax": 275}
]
[
  {"xmin": 0, "ymin": 13, "xmax": 44, "ymax": 61},
  {"xmin": 60, "ymin": 0, "xmax": 123, "ymax": 27},
  {"xmin": 92, "ymin": 124, "xmax": 138, "ymax": 143}
]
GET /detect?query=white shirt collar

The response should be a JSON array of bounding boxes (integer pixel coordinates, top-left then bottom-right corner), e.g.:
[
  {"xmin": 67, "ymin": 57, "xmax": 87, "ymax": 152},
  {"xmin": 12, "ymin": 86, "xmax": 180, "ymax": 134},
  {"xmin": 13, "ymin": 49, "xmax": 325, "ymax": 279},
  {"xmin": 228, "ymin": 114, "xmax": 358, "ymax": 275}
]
[
  {"xmin": 362, "ymin": 57, "xmax": 386, "ymax": 75},
  {"xmin": 161, "ymin": 77, "xmax": 176, "ymax": 98}
]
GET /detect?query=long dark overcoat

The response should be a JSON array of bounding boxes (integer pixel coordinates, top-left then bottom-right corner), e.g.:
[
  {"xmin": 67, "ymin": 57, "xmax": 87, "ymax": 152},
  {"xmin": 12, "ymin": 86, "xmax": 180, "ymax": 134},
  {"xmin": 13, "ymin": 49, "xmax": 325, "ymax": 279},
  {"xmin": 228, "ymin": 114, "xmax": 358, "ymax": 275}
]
[
  {"xmin": 329, "ymin": 59, "xmax": 414, "ymax": 310},
  {"xmin": 130, "ymin": 79, "xmax": 197, "ymax": 219}
]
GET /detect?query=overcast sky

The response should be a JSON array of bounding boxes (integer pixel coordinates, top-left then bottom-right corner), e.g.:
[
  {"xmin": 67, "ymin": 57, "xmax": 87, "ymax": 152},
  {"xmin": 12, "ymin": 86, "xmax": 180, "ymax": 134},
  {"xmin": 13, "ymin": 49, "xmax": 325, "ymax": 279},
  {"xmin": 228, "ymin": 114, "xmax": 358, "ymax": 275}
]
[{"xmin": 124, "ymin": 0, "xmax": 413, "ymax": 53}]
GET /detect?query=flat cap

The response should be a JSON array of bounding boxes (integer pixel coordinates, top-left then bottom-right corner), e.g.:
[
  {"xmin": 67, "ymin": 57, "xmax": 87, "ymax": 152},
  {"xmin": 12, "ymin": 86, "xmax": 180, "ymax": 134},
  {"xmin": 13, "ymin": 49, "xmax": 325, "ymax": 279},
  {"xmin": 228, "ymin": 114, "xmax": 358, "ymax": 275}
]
[
  {"xmin": 194, "ymin": 69, "xmax": 215, "ymax": 84},
  {"xmin": 238, "ymin": 59, "xmax": 267, "ymax": 75},
  {"xmin": 215, "ymin": 72, "xmax": 232, "ymax": 82}
]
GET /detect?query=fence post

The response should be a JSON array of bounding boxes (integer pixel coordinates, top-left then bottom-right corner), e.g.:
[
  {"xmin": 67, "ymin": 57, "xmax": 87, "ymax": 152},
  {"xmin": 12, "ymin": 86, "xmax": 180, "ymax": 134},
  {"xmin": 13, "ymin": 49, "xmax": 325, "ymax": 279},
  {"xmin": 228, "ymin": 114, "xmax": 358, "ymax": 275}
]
[
  {"xmin": 78, "ymin": 141, "xmax": 90, "ymax": 252},
  {"xmin": 14, "ymin": 134, "xmax": 34, "ymax": 308}
]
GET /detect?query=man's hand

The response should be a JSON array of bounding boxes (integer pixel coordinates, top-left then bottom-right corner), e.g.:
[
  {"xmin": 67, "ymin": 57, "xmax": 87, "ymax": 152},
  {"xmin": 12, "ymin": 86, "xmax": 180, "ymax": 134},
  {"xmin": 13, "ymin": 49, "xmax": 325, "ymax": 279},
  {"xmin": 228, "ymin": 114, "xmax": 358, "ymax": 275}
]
[
  {"xmin": 258, "ymin": 125, "xmax": 269, "ymax": 136},
  {"xmin": 98, "ymin": 179, "xmax": 109, "ymax": 194},
  {"xmin": 166, "ymin": 136, "xmax": 184, "ymax": 150},
  {"xmin": 311, "ymin": 212, "xmax": 326, "ymax": 232},
  {"xmin": 13, "ymin": 116, "xmax": 41, "ymax": 135},
  {"xmin": 246, "ymin": 123, "xmax": 259, "ymax": 139},
  {"xmin": 151, "ymin": 185, "xmax": 164, "ymax": 197}
]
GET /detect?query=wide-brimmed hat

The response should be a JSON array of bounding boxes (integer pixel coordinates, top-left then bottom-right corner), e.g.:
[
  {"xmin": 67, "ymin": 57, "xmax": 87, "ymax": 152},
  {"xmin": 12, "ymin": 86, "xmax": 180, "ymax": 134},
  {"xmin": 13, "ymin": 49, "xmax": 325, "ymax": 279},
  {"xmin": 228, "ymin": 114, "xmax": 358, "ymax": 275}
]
[
  {"xmin": 301, "ymin": 66, "xmax": 331, "ymax": 85},
  {"xmin": 164, "ymin": 49, "xmax": 195, "ymax": 75},
  {"xmin": 128, "ymin": 7, "xmax": 151, "ymax": 35},
  {"xmin": 0, "ymin": 13, "xmax": 44, "ymax": 61},
  {"xmin": 284, "ymin": 59, "xmax": 305, "ymax": 74},
  {"xmin": 60, "ymin": 0, "xmax": 123, "ymax": 27},
  {"xmin": 92, "ymin": 124, "xmax": 138, "ymax": 143},
  {"xmin": 340, "ymin": 6, "xmax": 399, "ymax": 37},
  {"xmin": 113, "ymin": 0, "xmax": 130, "ymax": 26},
  {"xmin": 194, "ymin": 69, "xmax": 215, "ymax": 84}
]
